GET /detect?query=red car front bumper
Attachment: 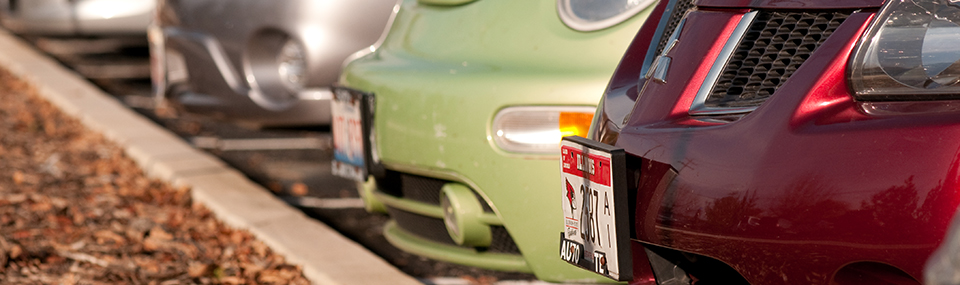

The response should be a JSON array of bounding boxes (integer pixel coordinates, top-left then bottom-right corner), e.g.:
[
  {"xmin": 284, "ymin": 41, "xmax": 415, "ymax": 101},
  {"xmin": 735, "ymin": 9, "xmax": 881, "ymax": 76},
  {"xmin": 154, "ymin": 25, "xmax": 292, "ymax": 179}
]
[{"xmin": 597, "ymin": 1, "xmax": 960, "ymax": 283}]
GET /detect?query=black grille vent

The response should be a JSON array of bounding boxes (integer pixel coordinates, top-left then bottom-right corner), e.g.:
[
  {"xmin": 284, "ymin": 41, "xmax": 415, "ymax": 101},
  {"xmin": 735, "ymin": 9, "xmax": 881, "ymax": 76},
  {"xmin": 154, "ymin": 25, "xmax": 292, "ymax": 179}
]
[
  {"xmin": 489, "ymin": 226, "xmax": 521, "ymax": 254},
  {"xmin": 386, "ymin": 206, "xmax": 522, "ymax": 254},
  {"xmin": 400, "ymin": 174, "xmax": 445, "ymax": 205},
  {"xmin": 379, "ymin": 171, "xmax": 494, "ymax": 212},
  {"xmin": 705, "ymin": 11, "xmax": 850, "ymax": 108},
  {"xmin": 654, "ymin": 0, "xmax": 697, "ymax": 57},
  {"xmin": 388, "ymin": 206, "xmax": 455, "ymax": 245}
]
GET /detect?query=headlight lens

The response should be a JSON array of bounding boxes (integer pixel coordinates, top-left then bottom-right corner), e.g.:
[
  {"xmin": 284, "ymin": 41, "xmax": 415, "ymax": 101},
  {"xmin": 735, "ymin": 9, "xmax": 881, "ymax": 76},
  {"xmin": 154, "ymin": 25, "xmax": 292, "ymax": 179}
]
[
  {"xmin": 492, "ymin": 106, "xmax": 595, "ymax": 154},
  {"xmin": 557, "ymin": 0, "xmax": 655, "ymax": 32},
  {"xmin": 849, "ymin": 0, "xmax": 960, "ymax": 101}
]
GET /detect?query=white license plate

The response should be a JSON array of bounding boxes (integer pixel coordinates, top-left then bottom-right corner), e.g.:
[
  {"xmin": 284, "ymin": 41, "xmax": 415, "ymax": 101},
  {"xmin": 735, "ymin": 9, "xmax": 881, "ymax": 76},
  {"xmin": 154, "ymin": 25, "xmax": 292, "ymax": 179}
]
[
  {"xmin": 331, "ymin": 88, "xmax": 367, "ymax": 181},
  {"xmin": 559, "ymin": 136, "xmax": 631, "ymax": 281}
]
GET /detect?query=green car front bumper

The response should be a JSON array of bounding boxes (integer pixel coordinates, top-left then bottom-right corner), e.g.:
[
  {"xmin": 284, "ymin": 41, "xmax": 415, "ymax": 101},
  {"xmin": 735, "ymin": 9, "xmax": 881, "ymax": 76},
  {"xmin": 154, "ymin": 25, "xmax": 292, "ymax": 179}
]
[{"xmin": 337, "ymin": 0, "xmax": 650, "ymax": 282}]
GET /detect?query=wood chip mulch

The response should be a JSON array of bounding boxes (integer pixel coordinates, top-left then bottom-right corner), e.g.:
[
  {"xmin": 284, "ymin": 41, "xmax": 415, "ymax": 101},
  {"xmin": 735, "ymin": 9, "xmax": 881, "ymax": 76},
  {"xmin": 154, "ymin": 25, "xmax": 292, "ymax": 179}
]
[{"xmin": 0, "ymin": 68, "xmax": 310, "ymax": 285}]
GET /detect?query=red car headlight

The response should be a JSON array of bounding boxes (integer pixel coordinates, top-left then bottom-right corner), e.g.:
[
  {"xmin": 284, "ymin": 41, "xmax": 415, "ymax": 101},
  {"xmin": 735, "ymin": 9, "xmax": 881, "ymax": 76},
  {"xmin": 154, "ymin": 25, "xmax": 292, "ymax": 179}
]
[{"xmin": 849, "ymin": 0, "xmax": 960, "ymax": 101}]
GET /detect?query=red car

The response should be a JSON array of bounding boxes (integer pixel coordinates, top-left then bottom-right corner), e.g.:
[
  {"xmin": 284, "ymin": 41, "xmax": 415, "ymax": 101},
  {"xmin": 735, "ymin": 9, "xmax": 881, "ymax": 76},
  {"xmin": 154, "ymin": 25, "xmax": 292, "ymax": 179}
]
[{"xmin": 560, "ymin": 0, "xmax": 960, "ymax": 283}]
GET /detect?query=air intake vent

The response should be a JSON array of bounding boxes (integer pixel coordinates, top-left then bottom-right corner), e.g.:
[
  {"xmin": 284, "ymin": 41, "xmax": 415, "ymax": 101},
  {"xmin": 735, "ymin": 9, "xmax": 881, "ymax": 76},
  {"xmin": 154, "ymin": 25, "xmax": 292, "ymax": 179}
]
[
  {"xmin": 704, "ymin": 11, "xmax": 851, "ymax": 108},
  {"xmin": 386, "ymin": 206, "xmax": 522, "ymax": 254}
]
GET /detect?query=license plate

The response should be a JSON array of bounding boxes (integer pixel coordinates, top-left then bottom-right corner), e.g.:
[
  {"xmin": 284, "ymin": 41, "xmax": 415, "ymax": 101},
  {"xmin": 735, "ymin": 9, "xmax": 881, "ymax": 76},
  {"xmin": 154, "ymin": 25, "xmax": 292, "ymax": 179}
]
[
  {"xmin": 559, "ymin": 136, "xmax": 631, "ymax": 281},
  {"xmin": 331, "ymin": 88, "xmax": 370, "ymax": 181}
]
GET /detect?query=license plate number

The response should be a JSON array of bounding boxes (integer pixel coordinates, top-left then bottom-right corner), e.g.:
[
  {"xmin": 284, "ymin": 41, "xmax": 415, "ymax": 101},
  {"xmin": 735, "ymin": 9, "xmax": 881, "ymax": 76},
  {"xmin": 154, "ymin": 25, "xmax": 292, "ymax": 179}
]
[
  {"xmin": 559, "ymin": 136, "xmax": 631, "ymax": 281},
  {"xmin": 331, "ymin": 88, "xmax": 368, "ymax": 181}
]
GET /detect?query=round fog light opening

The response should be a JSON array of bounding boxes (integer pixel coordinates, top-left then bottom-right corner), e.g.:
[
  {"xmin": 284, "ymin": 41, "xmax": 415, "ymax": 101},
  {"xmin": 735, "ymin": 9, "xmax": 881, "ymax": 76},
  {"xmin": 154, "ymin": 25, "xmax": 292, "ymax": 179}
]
[
  {"xmin": 439, "ymin": 184, "xmax": 492, "ymax": 247},
  {"xmin": 441, "ymin": 195, "xmax": 460, "ymax": 238}
]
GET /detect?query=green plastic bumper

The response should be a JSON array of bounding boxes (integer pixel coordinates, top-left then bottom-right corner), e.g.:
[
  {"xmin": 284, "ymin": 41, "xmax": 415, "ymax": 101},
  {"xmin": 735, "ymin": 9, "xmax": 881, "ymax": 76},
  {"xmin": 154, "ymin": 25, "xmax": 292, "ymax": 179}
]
[{"xmin": 383, "ymin": 221, "xmax": 532, "ymax": 272}]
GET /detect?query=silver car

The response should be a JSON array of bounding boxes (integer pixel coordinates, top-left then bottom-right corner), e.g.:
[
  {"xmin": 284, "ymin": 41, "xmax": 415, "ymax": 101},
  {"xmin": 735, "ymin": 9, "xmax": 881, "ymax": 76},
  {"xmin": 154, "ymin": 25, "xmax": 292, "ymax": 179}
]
[
  {"xmin": 0, "ymin": 0, "xmax": 153, "ymax": 36},
  {"xmin": 151, "ymin": 0, "xmax": 397, "ymax": 127}
]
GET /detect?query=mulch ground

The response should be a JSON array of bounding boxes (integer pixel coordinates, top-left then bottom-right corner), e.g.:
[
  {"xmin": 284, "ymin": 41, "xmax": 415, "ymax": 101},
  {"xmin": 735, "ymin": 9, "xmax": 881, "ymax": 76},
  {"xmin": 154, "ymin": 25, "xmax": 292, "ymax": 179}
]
[{"xmin": 0, "ymin": 67, "xmax": 310, "ymax": 284}]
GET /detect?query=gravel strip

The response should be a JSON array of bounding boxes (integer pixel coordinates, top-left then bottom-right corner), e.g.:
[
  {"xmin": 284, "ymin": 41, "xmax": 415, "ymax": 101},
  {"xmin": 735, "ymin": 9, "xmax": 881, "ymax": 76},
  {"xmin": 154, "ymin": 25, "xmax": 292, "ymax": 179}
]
[{"xmin": 0, "ymin": 67, "xmax": 311, "ymax": 284}]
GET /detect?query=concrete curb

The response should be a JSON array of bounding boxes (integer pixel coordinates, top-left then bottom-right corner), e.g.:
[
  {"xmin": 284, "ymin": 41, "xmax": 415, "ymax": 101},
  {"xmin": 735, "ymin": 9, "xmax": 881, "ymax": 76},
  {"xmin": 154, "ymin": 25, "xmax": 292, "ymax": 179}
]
[{"xmin": 0, "ymin": 29, "xmax": 422, "ymax": 285}]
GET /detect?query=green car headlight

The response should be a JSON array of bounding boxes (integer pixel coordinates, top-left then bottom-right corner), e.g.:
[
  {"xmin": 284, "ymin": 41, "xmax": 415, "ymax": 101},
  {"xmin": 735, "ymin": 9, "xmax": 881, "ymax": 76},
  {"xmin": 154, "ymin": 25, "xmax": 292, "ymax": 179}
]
[
  {"xmin": 849, "ymin": 0, "xmax": 960, "ymax": 101},
  {"xmin": 557, "ymin": 0, "xmax": 656, "ymax": 32},
  {"xmin": 492, "ymin": 106, "xmax": 595, "ymax": 154}
]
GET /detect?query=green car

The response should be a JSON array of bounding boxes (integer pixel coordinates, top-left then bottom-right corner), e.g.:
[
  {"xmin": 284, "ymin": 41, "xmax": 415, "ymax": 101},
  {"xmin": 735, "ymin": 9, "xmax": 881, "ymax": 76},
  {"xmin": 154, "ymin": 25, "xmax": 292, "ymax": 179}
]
[{"xmin": 331, "ymin": 0, "xmax": 651, "ymax": 282}]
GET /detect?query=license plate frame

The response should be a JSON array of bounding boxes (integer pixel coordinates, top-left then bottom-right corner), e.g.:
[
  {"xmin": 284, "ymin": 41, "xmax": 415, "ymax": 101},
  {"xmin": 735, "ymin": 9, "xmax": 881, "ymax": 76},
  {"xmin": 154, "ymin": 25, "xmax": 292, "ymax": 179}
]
[
  {"xmin": 559, "ymin": 136, "xmax": 632, "ymax": 281},
  {"xmin": 331, "ymin": 87, "xmax": 374, "ymax": 181}
]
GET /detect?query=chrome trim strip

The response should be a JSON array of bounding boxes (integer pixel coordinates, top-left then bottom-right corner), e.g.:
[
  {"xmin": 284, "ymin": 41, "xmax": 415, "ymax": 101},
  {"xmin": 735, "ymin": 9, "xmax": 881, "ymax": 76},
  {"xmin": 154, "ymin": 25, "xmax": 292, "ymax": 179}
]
[
  {"xmin": 341, "ymin": 0, "xmax": 403, "ymax": 69},
  {"xmin": 662, "ymin": 19, "xmax": 684, "ymax": 56},
  {"xmin": 689, "ymin": 11, "xmax": 758, "ymax": 116},
  {"xmin": 297, "ymin": 88, "xmax": 333, "ymax": 101},
  {"xmin": 645, "ymin": 56, "xmax": 661, "ymax": 79},
  {"xmin": 640, "ymin": 0, "xmax": 680, "ymax": 76},
  {"xmin": 652, "ymin": 56, "xmax": 671, "ymax": 83},
  {"xmin": 648, "ymin": 19, "xmax": 685, "ymax": 82},
  {"xmin": 166, "ymin": 28, "xmax": 248, "ymax": 94}
]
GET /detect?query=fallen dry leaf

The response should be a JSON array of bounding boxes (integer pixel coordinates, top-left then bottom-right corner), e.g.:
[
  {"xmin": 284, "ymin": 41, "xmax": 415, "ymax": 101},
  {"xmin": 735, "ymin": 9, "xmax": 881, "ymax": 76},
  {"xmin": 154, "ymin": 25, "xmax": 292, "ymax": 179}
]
[
  {"xmin": 0, "ymin": 67, "xmax": 308, "ymax": 283},
  {"xmin": 93, "ymin": 230, "xmax": 126, "ymax": 245},
  {"xmin": 11, "ymin": 171, "xmax": 23, "ymax": 185},
  {"xmin": 290, "ymin": 183, "xmax": 308, "ymax": 196},
  {"xmin": 219, "ymin": 276, "xmax": 244, "ymax": 285},
  {"xmin": 188, "ymin": 262, "xmax": 210, "ymax": 278},
  {"xmin": 9, "ymin": 245, "xmax": 21, "ymax": 259},
  {"xmin": 148, "ymin": 226, "xmax": 174, "ymax": 241},
  {"xmin": 267, "ymin": 182, "xmax": 283, "ymax": 193}
]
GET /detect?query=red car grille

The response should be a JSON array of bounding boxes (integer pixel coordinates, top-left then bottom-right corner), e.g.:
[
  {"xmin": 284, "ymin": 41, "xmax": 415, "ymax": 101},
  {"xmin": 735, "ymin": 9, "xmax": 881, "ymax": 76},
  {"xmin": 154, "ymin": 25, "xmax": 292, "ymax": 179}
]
[{"xmin": 705, "ymin": 11, "xmax": 851, "ymax": 108}]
